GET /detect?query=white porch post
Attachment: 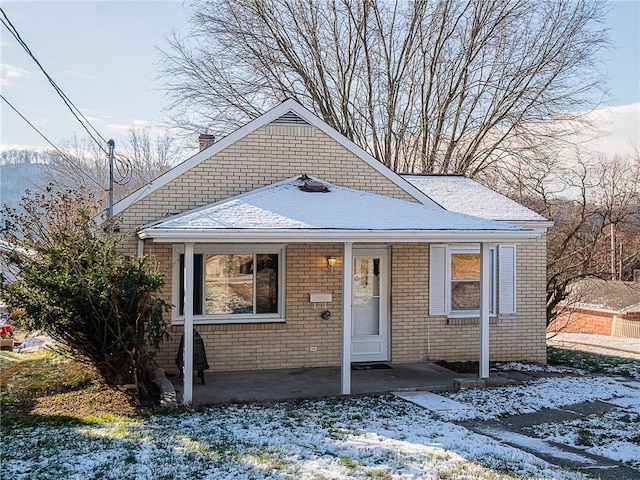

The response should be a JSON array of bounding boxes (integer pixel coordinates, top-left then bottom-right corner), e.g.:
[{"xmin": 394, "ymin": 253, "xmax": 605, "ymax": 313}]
[
  {"xmin": 479, "ymin": 242, "xmax": 491, "ymax": 379},
  {"xmin": 183, "ymin": 242, "xmax": 195, "ymax": 404},
  {"xmin": 341, "ymin": 242, "xmax": 353, "ymax": 395}
]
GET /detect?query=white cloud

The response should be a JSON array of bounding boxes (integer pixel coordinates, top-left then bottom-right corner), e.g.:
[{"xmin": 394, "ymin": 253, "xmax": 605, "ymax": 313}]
[
  {"xmin": 576, "ymin": 103, "xmax": 640, "ymax": 158},
  {"xmin": 0, "ymin": 63, "xmax": 30, "ymax": 85}
]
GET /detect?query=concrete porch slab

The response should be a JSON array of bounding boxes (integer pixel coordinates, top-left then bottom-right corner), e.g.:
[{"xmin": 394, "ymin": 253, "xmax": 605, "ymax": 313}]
[{"xmin": 169, "ymin": 362, "xmax": 461, "ymax": 405}]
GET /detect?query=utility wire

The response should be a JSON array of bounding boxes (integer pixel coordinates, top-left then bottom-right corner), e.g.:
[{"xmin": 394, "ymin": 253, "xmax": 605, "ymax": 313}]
[
  {"xmin": 1, "ymin": 94, "xmax": 103, "ymax": 188},
  {"xmin": 0, "ymin": 6, "xmax": 108, "ymax": 154},
  {"xmin": 114, "ymin": 153, "xmax": 134, "ymax": 185},
  {"xmin": 1, "ymin": 7, "xmax": 138, "ymax": 186}
]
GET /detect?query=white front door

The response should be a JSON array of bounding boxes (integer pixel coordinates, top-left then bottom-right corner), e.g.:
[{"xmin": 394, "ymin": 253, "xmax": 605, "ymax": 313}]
[{"xmin": 351, "ymin": 248, "xmax": 389, "ymax": 362}]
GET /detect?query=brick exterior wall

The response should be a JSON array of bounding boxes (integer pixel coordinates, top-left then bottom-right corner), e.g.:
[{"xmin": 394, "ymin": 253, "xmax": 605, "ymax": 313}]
[
  {"xmin": 548, "ymin": 308, "xmax": 614, "ymax": 336},
  {"xmin": 548, "ymin": 309, "xmax": 640, "ymax": 337},
  {"xmin": 151, "ymin": 239, "xmax": 547, "ymax": 374},
  {"xmin": 391, "ymin": 238, "xmax": 548, "ymax": 364},
  {"xmin": 119, "ymin": 123, "xmax": 548, "ymax": 373}
]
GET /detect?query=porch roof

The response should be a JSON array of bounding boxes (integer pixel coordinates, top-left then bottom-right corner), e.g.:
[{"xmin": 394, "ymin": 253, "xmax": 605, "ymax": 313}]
[{"xmin": 138, "ymin": 175, "xmax": 540, "ymax": 243}]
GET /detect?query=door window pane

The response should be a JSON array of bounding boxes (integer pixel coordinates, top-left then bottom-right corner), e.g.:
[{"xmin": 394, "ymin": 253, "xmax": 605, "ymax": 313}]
[
  {"xmin": 353, "ymin": 257, "xmax": 381, "ymax": 335},
  {"xmin": 353, "ymin": 298, "xmax": 380, "ymax": 335},
  {"xmin": 205, "ymin": 254, "xmax": 253, "ymax": 314}
]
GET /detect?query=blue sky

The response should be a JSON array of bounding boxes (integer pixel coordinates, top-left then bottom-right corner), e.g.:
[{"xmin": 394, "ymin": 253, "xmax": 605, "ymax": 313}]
[{"xmin": 1, "ymin": 0, "xmax": 639, "ymax": 152}]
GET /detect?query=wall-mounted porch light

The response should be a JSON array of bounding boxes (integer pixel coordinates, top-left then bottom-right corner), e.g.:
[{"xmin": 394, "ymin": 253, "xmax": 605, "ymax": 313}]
[{"xmin": 327, "ymin": 256, "xmax": 337, "ymax": 272}]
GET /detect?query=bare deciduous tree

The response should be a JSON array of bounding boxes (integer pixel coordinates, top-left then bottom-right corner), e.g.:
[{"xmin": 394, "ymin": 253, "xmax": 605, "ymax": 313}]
[
  {"xmin": 494, "ymin": 150, "xmax": 640, "ymax": 324},
  {"xmin": 43, "ymin": 128, "xmax": 179, "ymax": 213},
  {"xmin": 161, "ymin": 0, "xmax": 608, "ymax": 175}
]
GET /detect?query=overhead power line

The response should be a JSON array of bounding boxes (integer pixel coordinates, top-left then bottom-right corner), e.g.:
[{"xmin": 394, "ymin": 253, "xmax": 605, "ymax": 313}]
[
  {"xmin": 1, "ymin": 94, "xmax": 103, "ymax": 188},
  {"xmin": 1, "ymin": 6, "xmax": 139, "ymax": 201},
  {"xmin": 0, "ymin": 6, "xmax": 108, "ymax": 154}
]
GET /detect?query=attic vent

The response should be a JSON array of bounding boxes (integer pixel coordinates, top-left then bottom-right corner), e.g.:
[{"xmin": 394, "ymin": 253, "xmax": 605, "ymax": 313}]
[{"xmin": 270, "ymin": 111, "xmax": 310, "ymax": 126}]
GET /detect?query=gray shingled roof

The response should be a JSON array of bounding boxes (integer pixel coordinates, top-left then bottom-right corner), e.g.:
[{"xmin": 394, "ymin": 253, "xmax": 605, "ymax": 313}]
[
  {"xmin": 566, "ymin": 278, "xmax": 640, "ymax": 313},
  {"xmin": 403, "ymin": 175, "xmax": 548, "ymax": 223}
]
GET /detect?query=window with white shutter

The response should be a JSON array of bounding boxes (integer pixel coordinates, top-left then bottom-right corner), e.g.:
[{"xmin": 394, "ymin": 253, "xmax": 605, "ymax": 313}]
[{"xmin": 429, "ymin": 244, "xmax": 515, "ymax": 317}]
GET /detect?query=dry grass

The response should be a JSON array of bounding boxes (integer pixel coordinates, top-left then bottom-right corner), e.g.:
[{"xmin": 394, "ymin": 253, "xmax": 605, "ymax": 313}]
[{"xmin": 0, "ymin": 350, "xmax": 136, "ymax": 418}]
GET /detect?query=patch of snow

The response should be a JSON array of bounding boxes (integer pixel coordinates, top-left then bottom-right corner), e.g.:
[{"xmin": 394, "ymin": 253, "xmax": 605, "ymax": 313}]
[
  {"xmin": 476, "ymin": 426, "xmax": 595, "ymax": 464},
  {"xmin": 532, "ymin": 405, "xmax": 640, "ymax": 469},
  {"xmin": 494, "ymin": 362, "xmax": 576, "ymax": 373},
  {"xmin": 394, "ymin": 391, "xmax": 475, "ymax": 415},
  {"xmin": 440, "ymin": 376, "xmax": 640, "ymax": 421},
  {"xmin": 588, "ymin": 441, "xmax": 640, "ymax": 466},
  {"xmin": 403, "ymin": 175, "xmax": 547, "ymax": 222}
]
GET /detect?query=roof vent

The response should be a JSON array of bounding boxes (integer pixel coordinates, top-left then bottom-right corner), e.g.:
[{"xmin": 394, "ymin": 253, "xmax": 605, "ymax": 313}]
[
  {"xmin": 270, "ymin": 111, "xmax": 310, "ymax": 126},
  {"xmin": 298, "ymin": 174, "xmax": 329, "ymax": 192}
]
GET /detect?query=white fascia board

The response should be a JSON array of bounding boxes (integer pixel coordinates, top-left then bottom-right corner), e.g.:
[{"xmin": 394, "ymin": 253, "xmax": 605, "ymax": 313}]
[
  {"xmin": 138, "ymin": 228, "xmax": 541, "ymax": 243},
  {"xmin": 499, "ymin": 220, "xmax": 554, "ymax": 230},
  {"xmin": 106, "ymin": 100, "xmax": 441, "ymax": 223}
]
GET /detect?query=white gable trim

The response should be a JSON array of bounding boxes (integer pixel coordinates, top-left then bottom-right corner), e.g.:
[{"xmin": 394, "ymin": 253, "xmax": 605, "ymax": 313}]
[{"xmin": 106, "ymin": 100, "xmax": 440, "ymax": 221}]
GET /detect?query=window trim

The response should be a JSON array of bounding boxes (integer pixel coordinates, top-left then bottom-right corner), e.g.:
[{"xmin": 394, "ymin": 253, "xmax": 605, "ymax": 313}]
[
  {"xmin": 446, "ymin": 245, "xmax": 496, "ymax": 318},
  {"xmin": 172, "ymin": 244, "xmax": 286, "ymax": 325}
]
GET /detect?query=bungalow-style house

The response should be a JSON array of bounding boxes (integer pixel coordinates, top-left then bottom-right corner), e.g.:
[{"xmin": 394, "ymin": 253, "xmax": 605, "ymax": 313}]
[
  {"xmin": 108, "ymin": 100, "xmax": 551, "ymax": 403},
  {"xmin": 548, "ymin": 278, "xmax": 640, "ymax": 338}
]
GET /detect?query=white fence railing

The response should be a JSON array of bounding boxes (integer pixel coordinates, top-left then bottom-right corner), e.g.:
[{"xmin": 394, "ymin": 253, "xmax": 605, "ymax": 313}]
[{"xmin": 612, "ymin": 317, "xmax": 640, "ymax": 339}]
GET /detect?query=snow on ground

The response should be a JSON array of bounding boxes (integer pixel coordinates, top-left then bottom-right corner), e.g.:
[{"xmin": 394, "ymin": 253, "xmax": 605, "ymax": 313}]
[
  {"xmin": 531, "ymin": 409, "xmax": 640, "ymax": 469},
  {"xmin": 4, "ymin": 352, "xmax": 640, "ymax": 479},
  {"xmin": 527, "ymin": 381, "xmax": 640, "ymax": 470},
  {"xmin": 473, "ymin": 427, "xmax": 596, "ymax": 464},
  {"xmin": 3, "ymin": 395, "xmax": 589, "ymax": 480},
  {"xmin": 440, "ymin": 375, "xmax": 640, "ymax": 421},
  {"xmin": 493, "ymin": 361, "xmax": 576, "ymax": 374}
]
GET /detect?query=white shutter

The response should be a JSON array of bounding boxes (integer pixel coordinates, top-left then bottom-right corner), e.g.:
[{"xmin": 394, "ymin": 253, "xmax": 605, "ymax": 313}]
[
  {"xmin": 429, "ymin": 245, "xmax": 448, "ymax": 316},
  {"xmin": 498, "ymin": 245, "xmax": 516, "ymax": 314}
]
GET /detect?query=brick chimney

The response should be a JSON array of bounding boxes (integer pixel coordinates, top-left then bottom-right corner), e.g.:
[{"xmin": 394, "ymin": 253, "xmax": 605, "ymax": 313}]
[{"xmin": 198, "ymin": 134, "xmax": 216, "ymax": 152}]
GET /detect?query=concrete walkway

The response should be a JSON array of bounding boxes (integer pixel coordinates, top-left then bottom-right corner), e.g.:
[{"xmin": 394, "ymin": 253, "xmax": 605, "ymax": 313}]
[
  {"xmin": 170, "ymin": 362, "xmax": 479, "ymax": 405},
  {"xmin": 458, "ymin": 400, "xmax": 640, "ymax": 480}
]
